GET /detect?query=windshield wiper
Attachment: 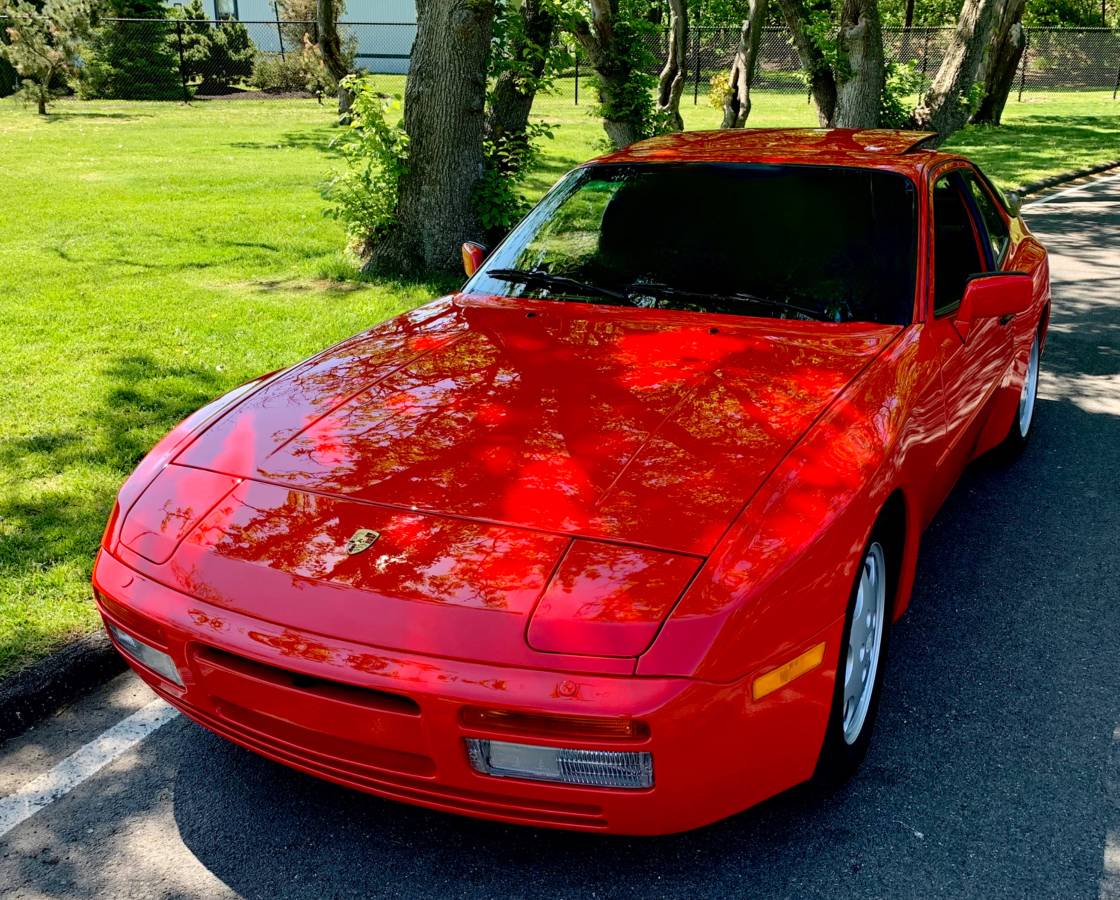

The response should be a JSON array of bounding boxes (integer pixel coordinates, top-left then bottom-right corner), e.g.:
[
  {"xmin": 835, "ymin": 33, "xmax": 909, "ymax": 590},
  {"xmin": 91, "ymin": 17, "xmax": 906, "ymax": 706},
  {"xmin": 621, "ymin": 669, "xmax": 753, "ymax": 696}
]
[
  {"xmin": 486, "ymin": 268, "xmax": 628, "ymax": 303},
  {"xmin": 625, "ymin": 281, "xmax": 830, "ymax": 322}
]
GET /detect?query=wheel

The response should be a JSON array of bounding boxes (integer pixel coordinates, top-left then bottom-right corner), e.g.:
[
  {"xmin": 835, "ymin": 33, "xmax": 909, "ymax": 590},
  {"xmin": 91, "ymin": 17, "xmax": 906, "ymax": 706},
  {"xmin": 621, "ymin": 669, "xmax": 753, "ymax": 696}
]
[
  {"xmin": 998, "ymin": 329, "xmax": 1041, "ymax": 457},
  {"xmin": 813, "ymin": 537, "xmax": 891, "ymax": 787}
]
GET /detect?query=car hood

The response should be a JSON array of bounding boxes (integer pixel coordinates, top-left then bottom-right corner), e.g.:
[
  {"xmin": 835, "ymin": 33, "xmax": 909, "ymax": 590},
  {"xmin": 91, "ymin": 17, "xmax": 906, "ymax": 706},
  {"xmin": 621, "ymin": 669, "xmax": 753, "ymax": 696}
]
[{"xmin": 176, "ymin": 294, "xmax": 899, "ymax": 556}]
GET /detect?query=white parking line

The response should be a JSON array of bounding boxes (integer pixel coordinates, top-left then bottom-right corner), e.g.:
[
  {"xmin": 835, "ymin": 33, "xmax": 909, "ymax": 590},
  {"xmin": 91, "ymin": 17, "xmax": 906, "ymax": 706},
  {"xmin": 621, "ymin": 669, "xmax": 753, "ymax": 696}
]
[
  {"xmin": 1023, "ymin": 169, "xmax": 1120, "ymax": 209},
  {"xmin": 0, "ymin": 698, "xmax": 178, "ymax": 839}
]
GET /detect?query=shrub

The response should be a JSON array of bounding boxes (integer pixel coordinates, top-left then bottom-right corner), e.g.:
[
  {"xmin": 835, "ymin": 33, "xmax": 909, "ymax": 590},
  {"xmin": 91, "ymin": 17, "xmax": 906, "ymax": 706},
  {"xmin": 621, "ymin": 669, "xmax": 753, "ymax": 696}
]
[
  {"xmin": 251, "ymin": 41, "xmax": 329, "ymax": 94},
  {"xmin": 0, "ymin": 26, "xmax": 17, "ymax": 98},
  {"xmin": 0, "ymin": 0, "xmax": 93, "ymax": 113},
  {"xmin": 273, "ymin": 0, "xmax": 355, "ymax": 94},
  {"xmin": 322, "ymin": 74, "xmax": 408, "ymax": 250},
  {"xmin": 174, "ymin": 0, "xmax": 254, "ymax": 93},
  {"xmin": 80, "ymin": 0, "xmax": 182, "ymax": 100}
]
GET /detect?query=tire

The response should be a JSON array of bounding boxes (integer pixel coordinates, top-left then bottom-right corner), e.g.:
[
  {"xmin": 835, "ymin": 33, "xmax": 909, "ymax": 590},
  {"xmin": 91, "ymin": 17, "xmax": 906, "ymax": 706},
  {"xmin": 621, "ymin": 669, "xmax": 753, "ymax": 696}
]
[
  {"xmin": 997, "ymin": 329, "xmax": 1041, "ymax": 458},
  {"xmin": 813, "ymin": 534, "xmax": 892, "ymax": 788}
]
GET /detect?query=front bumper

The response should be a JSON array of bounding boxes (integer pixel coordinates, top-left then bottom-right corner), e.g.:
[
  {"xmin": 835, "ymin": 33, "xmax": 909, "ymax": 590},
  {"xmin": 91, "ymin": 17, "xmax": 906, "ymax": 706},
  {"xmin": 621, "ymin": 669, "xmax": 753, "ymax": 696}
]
[{"xmin": 93, "ymin": 549, "xmax": 834, "ymax": 835}]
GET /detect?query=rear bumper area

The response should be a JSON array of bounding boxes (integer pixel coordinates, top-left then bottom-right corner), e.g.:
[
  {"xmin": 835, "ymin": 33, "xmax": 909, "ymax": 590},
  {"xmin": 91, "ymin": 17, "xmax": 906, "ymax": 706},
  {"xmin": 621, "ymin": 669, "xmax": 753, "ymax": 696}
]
[{"xmin": 93, "ymin": 549, "xmax": 831, "ymax": 835}]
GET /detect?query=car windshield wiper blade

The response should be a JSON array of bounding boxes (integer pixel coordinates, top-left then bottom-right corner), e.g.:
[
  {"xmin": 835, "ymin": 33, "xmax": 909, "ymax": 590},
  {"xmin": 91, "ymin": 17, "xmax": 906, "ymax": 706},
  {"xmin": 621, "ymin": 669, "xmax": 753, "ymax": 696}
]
[
  {"xmin": 486, "ymin": 268, "xmax": 628, "ymax": 303},
  {"xmin": 625, "ymin": 281, "xmax": 830, "ymax": 321}
]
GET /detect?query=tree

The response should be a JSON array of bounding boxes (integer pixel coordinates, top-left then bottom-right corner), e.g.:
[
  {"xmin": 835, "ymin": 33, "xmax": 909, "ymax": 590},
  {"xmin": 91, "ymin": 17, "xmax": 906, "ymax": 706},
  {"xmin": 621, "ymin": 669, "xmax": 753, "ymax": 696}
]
[
  {"xmin": 832, "ymin": 0, "xmax": 885, "ymax": 128},
  {"xmin": 774, "ymin": 0, "xmax": 838, "ymax": 125},
  {"xmin": 487, "ymin": 0, "xmax": 557, "ymax": 157},
  {"xmin": 567, "ymin": 0, "xmax": 659, "ymax": 148},
  {"xmin": 656, "ymin": 0, "xmax": 686, "ymax": 131},
  {"xmin": 776, "ymin": 0, "xmax": 887, "ymax": 128},
  {"xmin": 175, "ymin": 0, "xmax": 255, "ymax": 93},
  {"xmin": 363, "ymin": 0, "xmax": 497, "ymax": 275},
  {"xmin": 477, "ymin": 0, "xmax": 559, "ymax": 237},
  {"xmin": 776, "ymin": 0, "xmax": 1001, "ymax": 140},
  {"xmin": 82, "ymin": 0, "xmax": 181, "ymax": 100},
  {"xmin": 0, "ymin": 0, "xmax": 92, "ymax": 114},
  {"xmin": 970, "ymin": 0, "xmax": 1024, "ymax": 125},
  {"xmin": 720, "ymin": 0, "xmax": 768, "ymax": 128},
  {"xmin": 317, "ymin": 0, "xmax": 352, "ymax": 114},
  {"xmin": 911, "ymin": 0, "xmax": 998, "ymax": 139}
]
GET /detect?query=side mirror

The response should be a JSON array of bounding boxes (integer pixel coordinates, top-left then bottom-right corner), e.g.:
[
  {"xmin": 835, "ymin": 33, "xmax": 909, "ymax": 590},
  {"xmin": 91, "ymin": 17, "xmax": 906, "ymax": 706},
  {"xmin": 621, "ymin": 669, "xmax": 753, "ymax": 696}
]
[
  {"xmin": 461, "ymin": 241, "xmax": 488, "ymax": 278},
  {"xmin": 955, "ymin": 272, "xmax": 1032, "ymax": 340},
  {"xmin": 1004, "ymin": 190, "xmax": 1022, "ymax": 217}
]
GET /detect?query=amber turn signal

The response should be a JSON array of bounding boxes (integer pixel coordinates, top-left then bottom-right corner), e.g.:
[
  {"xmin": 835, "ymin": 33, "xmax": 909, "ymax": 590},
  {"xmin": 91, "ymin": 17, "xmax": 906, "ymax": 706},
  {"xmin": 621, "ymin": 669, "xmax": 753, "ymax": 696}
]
[
  {"xmin": 752, "ymin": 642, "xmax": 827, "ymax": 701},
  {"xmin": 461, "ymin": 707, "xmax": 650, "ymax": 741}
]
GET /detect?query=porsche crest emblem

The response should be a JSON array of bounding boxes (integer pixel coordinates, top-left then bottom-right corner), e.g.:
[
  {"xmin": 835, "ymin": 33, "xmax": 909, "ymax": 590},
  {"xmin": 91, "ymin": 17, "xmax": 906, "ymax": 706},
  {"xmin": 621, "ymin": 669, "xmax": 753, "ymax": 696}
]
[{"xmin": 344, "ymin": 528, "xmax": 381, "ymax": 556}]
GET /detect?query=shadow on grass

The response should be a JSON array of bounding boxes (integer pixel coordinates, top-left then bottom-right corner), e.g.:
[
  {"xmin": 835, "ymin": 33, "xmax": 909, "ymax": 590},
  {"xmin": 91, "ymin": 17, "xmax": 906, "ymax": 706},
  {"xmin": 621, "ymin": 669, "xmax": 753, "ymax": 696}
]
[
  {"xmin": 226, "ymin": 128, "xmax": 342, "ymax": 156},
  {"xmin": 948, "ymin": 115, "xmax": 1120, "ymax": 185},
  {"xmin": 43, "ymin": 112, "xmax": 154, "ymax": 122},
  {"xmin": 0, "ymin": 354, "xmax": 228, "ymax": 673}
]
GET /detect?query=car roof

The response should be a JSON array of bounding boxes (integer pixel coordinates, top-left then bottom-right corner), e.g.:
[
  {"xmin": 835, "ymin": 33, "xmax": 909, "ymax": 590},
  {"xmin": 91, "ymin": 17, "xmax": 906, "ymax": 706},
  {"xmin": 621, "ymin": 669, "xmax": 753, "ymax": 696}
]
[{"xmin": 592, "ymin": 128, "xmax": 957, "ymax": 175}]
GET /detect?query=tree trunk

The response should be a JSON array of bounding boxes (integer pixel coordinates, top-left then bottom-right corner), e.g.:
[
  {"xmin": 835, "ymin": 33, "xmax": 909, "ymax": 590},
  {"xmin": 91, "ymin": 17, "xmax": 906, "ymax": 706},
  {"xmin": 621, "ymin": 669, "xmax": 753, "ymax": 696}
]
[
  {"xmin": 36, "ymin": 67, "xmax": 51, "ymax": 115},
  {"xmin": 316, "ymin": 0, "xmax": 351, "ymax": 116},
  {"xmin": 903, "ymin": 0, "xmax": 915, "ymax": 28},
  {"xmin": 656, "ymin": 0, "xmax": 687, "ymax": 132},
  {"xmin": 774, "ymin": 0, "xmax": 838, "ymax": 125},
  {"xmin": 365, "ymin": 0, "xmax": 496, "ymax": 275},
  {"xmin": 572, "ymin": 0, "xmax": 646, "ymax": 148},
  {"xmin": 832, "ymin": 0, "xmax": 885, "ymax": 127},
  {"xmin": 720, "ymin": 0, "xmax": 768, "ymax": 129},
  {"xmin": 487, "ymin": 0, "xmax": 555, "ymax": 160},
  {"xmin": 970, "ymin": 0, "xmax": 1025, "ymax": 125},
  {"xmin": 911, "ymin": 0, "xmax": 998, "ymax": 142}
]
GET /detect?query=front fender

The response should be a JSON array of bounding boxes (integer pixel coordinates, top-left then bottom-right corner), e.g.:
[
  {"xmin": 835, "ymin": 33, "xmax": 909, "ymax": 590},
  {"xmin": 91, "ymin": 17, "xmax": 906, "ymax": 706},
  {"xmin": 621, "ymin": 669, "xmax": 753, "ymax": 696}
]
[{"xmin": 639, "ymin": 326, "xmax": 935, "ymax": 684}]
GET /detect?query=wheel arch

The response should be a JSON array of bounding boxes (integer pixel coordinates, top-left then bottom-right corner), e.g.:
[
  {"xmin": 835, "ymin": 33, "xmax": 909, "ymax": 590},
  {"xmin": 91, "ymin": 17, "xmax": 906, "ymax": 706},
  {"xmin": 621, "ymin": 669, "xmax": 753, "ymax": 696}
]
[{"xmin": 877, "ymin": 487, "xmax": 921, "ymax": 622}]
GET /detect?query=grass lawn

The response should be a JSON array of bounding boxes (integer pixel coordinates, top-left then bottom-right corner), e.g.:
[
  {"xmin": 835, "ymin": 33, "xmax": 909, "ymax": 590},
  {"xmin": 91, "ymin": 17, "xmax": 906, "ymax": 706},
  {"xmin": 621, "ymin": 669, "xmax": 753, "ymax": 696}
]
[{"xmin": 0, "ymin": 88, "xmax": 1117, "ymax": 678}]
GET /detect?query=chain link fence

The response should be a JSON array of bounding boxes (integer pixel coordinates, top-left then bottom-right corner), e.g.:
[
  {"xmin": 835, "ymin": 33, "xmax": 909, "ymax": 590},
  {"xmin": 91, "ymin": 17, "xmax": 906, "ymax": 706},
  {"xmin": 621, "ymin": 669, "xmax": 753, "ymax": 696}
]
[
  {"xmin": 604, "ymin": 25, "xmax": 1120, "ymax": 106},
  {"xmin": 2, "ymin": 18, "xmax": 1117, "ymax": 102}
]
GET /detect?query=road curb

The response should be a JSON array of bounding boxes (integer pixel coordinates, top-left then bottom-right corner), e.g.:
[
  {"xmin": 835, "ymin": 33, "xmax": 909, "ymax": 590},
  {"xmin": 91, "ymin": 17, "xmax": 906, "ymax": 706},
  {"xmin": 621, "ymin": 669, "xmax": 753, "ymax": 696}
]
[
  {"xmin": 1020, "ymin": 158, "xmax": 1120, "ymax": 196},
  {"xmin": 0, "ymin": 631, "xmax": 126, "ymax": 743}
]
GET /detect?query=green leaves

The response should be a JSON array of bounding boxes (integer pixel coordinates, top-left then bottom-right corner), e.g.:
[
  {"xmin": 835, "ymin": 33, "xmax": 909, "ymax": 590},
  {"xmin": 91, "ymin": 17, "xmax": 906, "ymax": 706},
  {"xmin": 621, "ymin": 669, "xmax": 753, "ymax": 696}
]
[{"xmin": 322, "ymin": 75, "xmax": 409, "ymax": 246}]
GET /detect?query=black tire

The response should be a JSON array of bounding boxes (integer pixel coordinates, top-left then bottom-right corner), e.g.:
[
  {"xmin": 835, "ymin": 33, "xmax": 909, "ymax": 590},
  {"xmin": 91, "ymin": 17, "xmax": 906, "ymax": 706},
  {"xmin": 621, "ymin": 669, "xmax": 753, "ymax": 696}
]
[
  {"xmin": 996, "ymin": 328, "xmax": 1042, "ymax": 459},
  {"xmin": 813, "ymin": 530, "xmax": 893, "ymax": 788}
]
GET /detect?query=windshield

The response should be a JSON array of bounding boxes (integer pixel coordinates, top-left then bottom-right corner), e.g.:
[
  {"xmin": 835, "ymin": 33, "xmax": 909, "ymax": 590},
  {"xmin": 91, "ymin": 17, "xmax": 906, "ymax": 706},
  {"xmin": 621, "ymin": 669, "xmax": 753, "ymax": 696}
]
[{"xmin": 466, "ymin": 162, "xmax": 918, "ymax": 325}]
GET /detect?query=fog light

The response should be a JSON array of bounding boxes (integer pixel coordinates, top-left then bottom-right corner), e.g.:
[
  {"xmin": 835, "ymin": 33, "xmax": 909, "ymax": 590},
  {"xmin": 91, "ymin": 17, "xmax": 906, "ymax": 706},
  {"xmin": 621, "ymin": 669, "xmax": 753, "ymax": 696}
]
[
  {"xmin": 108, "ymin": 623, "xmax": 183, "ymax": 687},
  {"xmin": 465, "ymin": 739, "xmax": 653, "ymax": 789}
]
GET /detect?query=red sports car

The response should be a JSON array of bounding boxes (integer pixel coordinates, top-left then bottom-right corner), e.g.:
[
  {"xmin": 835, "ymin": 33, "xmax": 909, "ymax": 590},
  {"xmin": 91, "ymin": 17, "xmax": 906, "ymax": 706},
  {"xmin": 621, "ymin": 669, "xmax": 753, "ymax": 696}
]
[{"xmin": 94, "ymin": 128, "xmax": 1049, "ymax": 835}]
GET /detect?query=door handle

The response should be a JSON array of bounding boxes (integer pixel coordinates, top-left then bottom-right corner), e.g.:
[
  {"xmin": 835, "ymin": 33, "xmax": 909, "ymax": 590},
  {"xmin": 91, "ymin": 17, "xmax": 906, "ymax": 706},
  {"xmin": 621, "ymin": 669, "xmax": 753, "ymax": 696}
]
[{"xmin": 998, "ymin": 314, "xmax": 1014, "ymax": 326}]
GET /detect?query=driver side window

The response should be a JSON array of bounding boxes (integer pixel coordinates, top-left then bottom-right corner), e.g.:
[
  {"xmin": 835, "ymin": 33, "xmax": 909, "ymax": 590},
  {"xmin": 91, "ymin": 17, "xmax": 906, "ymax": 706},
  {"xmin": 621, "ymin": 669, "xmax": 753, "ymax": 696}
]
[{"xmin": 932, "ymin": 174, "xmax": 986, "ymax": 317}]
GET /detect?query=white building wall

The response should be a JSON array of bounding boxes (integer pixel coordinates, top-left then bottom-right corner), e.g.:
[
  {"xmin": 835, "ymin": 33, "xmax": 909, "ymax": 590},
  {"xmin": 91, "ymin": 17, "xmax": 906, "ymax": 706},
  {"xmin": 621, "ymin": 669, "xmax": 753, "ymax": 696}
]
[{"xmin": 168, "ymin": 0, "xmax": 417, "ymax": 73}]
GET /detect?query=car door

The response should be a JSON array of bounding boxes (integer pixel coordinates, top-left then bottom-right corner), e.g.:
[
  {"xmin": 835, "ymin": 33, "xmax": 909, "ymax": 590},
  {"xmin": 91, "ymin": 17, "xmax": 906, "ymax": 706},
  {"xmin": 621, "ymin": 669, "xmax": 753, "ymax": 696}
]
[{"xmin": 926, "ymin": 166, "xmax": 1015, "ymax": 478}]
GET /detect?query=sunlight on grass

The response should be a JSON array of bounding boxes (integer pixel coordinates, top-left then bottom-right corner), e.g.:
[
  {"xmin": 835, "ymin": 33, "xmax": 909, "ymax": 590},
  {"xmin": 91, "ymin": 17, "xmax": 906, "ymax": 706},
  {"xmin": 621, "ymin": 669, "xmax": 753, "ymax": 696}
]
[{"xmin": 0, "ymin": 89, "xmax": 1116, "ymax": 676}]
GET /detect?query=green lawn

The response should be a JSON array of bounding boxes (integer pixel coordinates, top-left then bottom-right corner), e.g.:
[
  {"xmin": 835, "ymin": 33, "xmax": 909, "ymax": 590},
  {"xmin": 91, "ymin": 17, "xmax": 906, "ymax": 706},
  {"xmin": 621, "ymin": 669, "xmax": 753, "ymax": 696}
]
[{"xmin": 0, "ymin": 88, "xmax": 1117, "ymax": 678}]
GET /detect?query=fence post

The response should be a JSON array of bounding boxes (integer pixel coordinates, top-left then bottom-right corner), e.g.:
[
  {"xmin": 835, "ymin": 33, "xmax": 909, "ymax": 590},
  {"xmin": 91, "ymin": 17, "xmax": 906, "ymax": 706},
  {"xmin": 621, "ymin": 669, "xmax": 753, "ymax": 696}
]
[
  {"xmin": 174, "ymin": 18, "xmax": 190, "ymax": 103},
  {"xmin": 574, "ymin": 52, "xmax": 579, "ymax": 106},
  {"xmin": 274, "ymin": 3, "xmax": 285, "ymax": 61},
  {"xmin": 1113, "ymin": 42, "xmax": 1120, "ymax": 99},
  {"xmin": 692, "ymin": 25, "xmax": 701, "ymax": 104},
  {"xmin": 1017, "ymin": 28, "xmax": 1029, "ymax": 101}
]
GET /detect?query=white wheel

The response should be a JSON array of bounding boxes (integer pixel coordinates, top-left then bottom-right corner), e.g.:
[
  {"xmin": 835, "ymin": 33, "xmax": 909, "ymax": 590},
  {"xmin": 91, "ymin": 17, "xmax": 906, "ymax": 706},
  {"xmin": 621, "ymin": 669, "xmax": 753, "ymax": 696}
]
[
  {"xmin": 841, "ymin": 542, "xmax": 887, "ymax": 745},
  {"xmin": 1017, "ymin": 333, "xmax": 1040, "ymax": 439}
]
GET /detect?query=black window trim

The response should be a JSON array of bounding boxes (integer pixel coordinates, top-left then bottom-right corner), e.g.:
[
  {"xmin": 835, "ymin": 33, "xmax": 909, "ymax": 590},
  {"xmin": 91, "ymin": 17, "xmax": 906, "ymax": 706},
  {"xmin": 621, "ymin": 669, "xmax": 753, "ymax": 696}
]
[
  {"xmin": 962, "ymin": 167, "xmax": 1012, "ymax": 269},
  {"xmin": 930, "ymin": 165, "xmax": 994, "ymax": 320}
]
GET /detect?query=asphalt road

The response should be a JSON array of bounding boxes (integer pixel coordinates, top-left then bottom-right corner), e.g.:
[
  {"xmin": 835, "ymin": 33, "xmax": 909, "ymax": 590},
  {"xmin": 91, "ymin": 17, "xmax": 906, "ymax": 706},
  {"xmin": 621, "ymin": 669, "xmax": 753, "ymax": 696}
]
[{"xmin": 2, "ymin": 174, "xmax": 1119, "ymax": 900}]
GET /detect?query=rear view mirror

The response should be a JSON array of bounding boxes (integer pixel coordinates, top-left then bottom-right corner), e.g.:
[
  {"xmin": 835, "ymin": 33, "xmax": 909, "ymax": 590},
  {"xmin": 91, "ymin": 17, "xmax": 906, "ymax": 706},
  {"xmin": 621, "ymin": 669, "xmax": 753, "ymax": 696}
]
[
  {"xmin": 461, "ymin": 241, "xmax": 488, "ymax": 278},
  {"xmin": 955, "ymin": 272, "xmax": 1032, "ymax": 340},
  {"xmin": 1004, "ymin": 190, "xmax": 1022, "ymax": 217}
]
